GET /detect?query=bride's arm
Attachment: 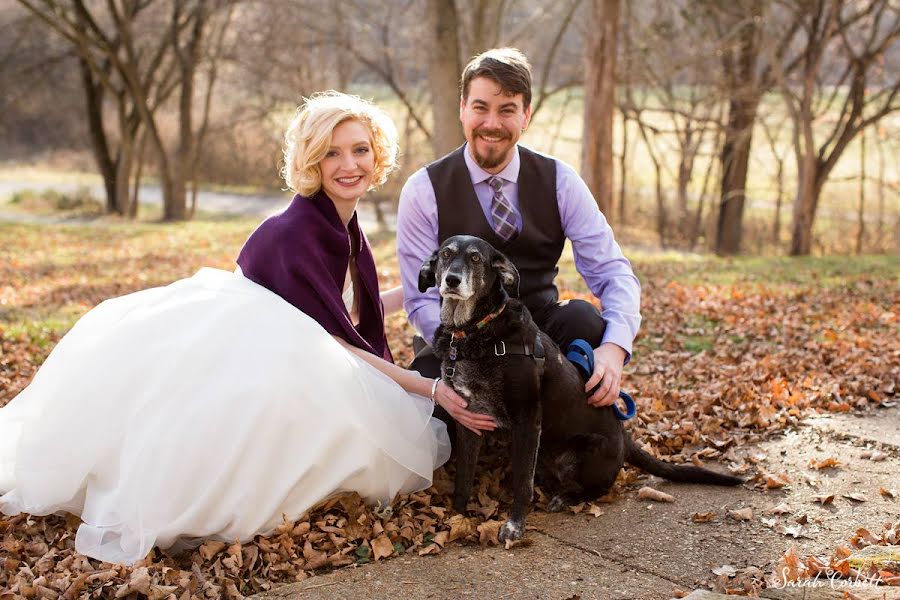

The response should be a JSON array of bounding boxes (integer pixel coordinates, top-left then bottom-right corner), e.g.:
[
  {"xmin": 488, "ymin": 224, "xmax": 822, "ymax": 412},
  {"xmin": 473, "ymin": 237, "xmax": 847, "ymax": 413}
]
[
  {"xmin": 332, "ymin": 336, "xmax": 496, "ymax": 435},
  {"xmin": 380, "ymin": 286, "xmax": 404, "ymax": 315}
]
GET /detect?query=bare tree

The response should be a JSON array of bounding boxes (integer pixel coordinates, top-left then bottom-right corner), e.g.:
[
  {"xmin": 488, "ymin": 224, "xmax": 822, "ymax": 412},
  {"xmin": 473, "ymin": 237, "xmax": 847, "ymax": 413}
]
[
  {"xmin": 772, "ymin": 0, "xmax": 900, "ymax": 255},
  {"xmin": 457, "ymin": 0, "xmax": 505, "ymax": 57},
  {"xmin": 687, "ymin": 0, "xmax": 806, "ymax": 255},
  {"xmin": 581, "ymin": 0, "xmax": 619, "ymax": 220},
  {"xmin": 19, "ymin": 0, "xmax": 235, "ymax": 221},
  {"xmin": 427, "ymin": 0, "xmax": 465, "ymax": 157}
]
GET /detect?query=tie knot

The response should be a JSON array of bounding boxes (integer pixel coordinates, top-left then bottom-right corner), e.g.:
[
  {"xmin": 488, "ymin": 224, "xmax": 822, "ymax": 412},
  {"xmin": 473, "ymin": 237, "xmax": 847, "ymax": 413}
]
[{"xmin": 488, "ymin": 177, "xmax": 504, "ymax": 193}]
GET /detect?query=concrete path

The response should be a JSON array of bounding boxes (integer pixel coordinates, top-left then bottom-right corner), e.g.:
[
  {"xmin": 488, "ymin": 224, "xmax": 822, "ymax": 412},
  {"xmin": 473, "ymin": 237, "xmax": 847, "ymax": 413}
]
[{"xmin": 250, "ymin": 407, "xmax": 899, "ymax": 600}]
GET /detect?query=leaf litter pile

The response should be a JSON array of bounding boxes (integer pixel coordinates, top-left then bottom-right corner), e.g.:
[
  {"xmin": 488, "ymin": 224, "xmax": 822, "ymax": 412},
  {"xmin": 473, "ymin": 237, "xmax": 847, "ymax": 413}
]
[{"xmin": 1, "ymin": 223, "xmax": 898, "ymax": 598}]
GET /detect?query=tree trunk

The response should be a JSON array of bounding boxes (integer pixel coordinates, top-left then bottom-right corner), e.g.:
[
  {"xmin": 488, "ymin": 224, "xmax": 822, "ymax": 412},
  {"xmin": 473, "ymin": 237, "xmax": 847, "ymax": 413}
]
[
  {"xmin": 618, "ymin": 114, "xmax": 629, "ymax": 225},
  {"xmin": 427, "ymin": 0, "xmax": 464, "ymax": 158},
  {"xmin": 855, "ymin": 128, "xmax": 866, "ymax": 255},
  {"xmin": 714, "ymin": 10, "xmax": 762, "ymax": 256},
  {"xmin": 772, "ymin": 155, "xmax": 785, "ymax": 246},
  {"xmin": 715, "ymin": 92, "xmax": 760, "ymax": 255},
  {"xmin": 114, "ymin": 134, "xmax": 134, "ymax": 216},
  {"xmin": 691, "ymin": 124, "xmax": 721, "ymax": 251},
  {"xmin": 789, "ymin": 156, "xmax": 823, "ymax": 256},
  {"xmin": 581, "ymin": 0, "xmax": 619, "ymax": 221},
  {"xmin": 79, "ymin": 57, "xmax": 120, "ymax": 214},
  {"xmin": 167, "ymin": 1, "xmax": 207, "ymax": 221},
  {"xmin": 676, "ymin": 128, "xmax": 696, "ymax": 239},
  {"xmin": 129, "ymin": 129, "xmax": 147, "ymax": 219}
]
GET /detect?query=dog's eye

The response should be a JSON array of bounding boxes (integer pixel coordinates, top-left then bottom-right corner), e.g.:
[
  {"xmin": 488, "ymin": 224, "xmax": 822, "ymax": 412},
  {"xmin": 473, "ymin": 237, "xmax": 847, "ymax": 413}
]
[
  {"xmin": 470, "ymin": 254, "xmax": 481, "ymax": 263},
  {"xmin": 441, "ymin": 249, "xmax": 452, "ymax": 259}
]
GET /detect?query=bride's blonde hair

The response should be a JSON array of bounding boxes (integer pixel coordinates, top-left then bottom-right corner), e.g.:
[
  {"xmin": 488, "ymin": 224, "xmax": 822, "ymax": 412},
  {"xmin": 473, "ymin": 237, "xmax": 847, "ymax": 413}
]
[{"xmin": 282, "ymin": 91, "xmax": 399, "ymax": 196}]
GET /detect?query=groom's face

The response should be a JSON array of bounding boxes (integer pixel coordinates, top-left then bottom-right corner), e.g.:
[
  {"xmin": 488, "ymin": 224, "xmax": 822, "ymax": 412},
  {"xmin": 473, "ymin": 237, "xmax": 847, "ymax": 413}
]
[{"xmin": 460, "ymin": 76, "xmax": 531, "ymax": 174}]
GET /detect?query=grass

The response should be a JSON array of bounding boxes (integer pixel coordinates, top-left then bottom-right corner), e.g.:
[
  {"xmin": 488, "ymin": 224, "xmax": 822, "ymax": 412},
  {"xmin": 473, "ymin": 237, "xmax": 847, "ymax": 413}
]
[{"xmin": 3, "ymin": 219, "xmax": 895, "ymax": 351}]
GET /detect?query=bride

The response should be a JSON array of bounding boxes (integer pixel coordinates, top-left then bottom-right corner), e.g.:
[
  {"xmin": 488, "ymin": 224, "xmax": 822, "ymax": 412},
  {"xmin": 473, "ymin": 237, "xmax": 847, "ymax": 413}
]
[{"xmin": 0, "ymin": 91, "xmax": 496, "ymax": 565}]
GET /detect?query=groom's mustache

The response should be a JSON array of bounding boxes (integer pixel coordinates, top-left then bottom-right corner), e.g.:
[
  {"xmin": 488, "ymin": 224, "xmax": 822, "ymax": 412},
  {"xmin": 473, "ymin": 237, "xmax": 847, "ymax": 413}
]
[{"xmin": 474, "ymin": 128, "xmax": 511, "ymax": 140}]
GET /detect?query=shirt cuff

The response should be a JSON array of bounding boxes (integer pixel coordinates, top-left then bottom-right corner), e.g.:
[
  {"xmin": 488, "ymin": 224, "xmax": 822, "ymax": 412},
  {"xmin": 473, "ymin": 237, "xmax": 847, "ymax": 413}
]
[{"xmin": 600, "ymin": 326, "xmax": 634, "ymax": 365}]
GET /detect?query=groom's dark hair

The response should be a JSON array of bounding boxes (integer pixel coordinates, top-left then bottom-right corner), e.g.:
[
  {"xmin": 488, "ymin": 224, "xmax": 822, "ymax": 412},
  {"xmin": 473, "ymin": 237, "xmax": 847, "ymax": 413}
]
[{"xmin": 461, "ymin": 47, "xmax": 532, "ymax": 108}]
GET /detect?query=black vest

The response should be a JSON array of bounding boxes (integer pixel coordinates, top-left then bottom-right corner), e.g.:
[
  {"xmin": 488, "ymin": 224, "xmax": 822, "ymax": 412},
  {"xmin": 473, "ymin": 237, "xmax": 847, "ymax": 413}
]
[{"xmin": 427, "ymin": 145, "xmax": 565, "ymax": 313}]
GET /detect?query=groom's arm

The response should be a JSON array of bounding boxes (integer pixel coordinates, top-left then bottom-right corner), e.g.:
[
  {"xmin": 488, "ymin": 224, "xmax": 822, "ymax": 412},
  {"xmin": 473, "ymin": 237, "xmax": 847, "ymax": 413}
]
[{"xmin": 397, "ymin": 169, "xmax": 442, "ymax": 345}]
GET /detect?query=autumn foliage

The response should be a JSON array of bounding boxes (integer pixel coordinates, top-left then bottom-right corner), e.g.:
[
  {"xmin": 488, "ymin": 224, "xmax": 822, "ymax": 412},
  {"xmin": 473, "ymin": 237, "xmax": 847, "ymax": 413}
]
[{"xmin": 0, "ymin": 222, "xmax": 897, "ymax": 598}]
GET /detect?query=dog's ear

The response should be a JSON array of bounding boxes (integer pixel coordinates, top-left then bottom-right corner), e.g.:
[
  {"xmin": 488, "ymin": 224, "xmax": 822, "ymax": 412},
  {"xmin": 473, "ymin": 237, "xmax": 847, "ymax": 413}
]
[
  {"xmin": 418, "ymin": 249, "xmax": 439, "ymax": 292},
  {"xmin": 491, "ymin": 251, "xmax": 520, "ymax": 297}
]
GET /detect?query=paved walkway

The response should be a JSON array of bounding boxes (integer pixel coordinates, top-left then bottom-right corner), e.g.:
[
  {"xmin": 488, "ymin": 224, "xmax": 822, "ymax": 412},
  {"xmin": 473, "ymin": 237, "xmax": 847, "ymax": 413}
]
[
  {"xmin": 0, "ymin": 178, "xmax": 392, "ymax": 229},
  {"xmin": 250, "ymin": 407, "xmax": 900, "ymax": 600}
]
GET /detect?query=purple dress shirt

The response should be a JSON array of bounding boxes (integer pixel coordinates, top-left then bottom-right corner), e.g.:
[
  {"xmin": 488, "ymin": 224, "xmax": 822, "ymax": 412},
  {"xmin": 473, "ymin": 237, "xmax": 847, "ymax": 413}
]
[{"xmin": 397, "ymin": 144, "xmax": 641, "ymax": 358}]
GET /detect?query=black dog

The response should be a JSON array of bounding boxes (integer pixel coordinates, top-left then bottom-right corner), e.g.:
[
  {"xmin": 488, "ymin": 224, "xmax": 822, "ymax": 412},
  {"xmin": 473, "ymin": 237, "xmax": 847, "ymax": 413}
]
[{"xmin": 419, "ymin": 235, "xmax": 742, "ymax": 541}]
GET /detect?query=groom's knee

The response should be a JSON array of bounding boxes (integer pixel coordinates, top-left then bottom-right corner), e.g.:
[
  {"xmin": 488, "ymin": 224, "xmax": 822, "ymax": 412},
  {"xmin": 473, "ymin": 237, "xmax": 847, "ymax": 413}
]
[
  {"xmin": 535, "ymin": 299, "xmax": 606, "ymax": 349},
  {"xmin": 408, "ymin": 339, "xmax": 442, "ymax": 379}
]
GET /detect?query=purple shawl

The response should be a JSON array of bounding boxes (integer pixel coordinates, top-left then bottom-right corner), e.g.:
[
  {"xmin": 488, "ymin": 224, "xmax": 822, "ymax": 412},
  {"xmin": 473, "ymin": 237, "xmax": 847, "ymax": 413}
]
[{"xmin": 236, "ymin": 192, "xmax": 393, "ymax": 362}]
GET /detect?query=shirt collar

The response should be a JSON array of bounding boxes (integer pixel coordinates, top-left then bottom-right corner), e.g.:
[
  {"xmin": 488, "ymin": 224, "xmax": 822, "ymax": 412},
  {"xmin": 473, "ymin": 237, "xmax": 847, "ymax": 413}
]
[{"xmin": 463, "ymin": 143, "xmax": 521, "ymax": 186}]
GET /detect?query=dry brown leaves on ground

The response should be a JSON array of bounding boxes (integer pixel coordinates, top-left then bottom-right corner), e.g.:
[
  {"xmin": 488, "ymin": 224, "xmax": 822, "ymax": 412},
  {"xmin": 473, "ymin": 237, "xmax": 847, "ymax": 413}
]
[
  {"xmin": 771, "ymin": 521, "xmax": 900, "ymax": 587},
  {"xmin": 1, "ymin": 226, "xmax": 898, "ymax": 598}
]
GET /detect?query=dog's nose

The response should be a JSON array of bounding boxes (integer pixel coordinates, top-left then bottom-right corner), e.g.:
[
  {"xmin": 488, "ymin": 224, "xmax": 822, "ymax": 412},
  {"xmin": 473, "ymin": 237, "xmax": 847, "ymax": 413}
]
[{"xmin": 444, "ymin": 273, "xmax": 461, "ymax": 288}]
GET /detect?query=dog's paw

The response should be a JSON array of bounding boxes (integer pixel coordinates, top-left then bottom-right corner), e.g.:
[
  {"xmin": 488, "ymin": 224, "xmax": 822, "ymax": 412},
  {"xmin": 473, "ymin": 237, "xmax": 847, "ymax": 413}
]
[
  {"xmin": 498, "ymin": 520, "xmax": 524, "ymax": 543},
  {"xmin": 546, "ymin": 495, "xmax": 568, "ymax": 513}
]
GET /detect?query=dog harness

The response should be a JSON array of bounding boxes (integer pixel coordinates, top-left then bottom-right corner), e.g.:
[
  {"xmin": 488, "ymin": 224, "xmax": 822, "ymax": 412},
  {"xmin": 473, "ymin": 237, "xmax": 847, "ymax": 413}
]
[{"xmin": 445, "ymin": 302, "xmax": 546, "ymax": 380}]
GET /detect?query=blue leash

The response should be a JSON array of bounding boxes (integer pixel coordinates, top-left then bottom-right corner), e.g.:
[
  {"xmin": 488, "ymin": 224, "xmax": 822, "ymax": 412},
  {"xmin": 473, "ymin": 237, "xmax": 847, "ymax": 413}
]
[{"xmin": 565, "ymin": 339, "xmax": 636, "ymax": 421}]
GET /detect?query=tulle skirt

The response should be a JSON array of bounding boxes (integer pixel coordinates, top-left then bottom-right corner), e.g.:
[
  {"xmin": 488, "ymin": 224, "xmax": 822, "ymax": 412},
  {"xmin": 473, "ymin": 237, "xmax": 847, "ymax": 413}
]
[{"xmin": 0, "ymin": 268, "xmax": 450, "ymax": 564}]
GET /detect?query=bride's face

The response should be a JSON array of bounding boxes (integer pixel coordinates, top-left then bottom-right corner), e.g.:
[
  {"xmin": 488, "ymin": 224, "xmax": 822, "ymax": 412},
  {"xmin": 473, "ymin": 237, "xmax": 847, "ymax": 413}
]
[{"xmin": 319, "ymin": 119, "xmax": 376, "ymax": 206}]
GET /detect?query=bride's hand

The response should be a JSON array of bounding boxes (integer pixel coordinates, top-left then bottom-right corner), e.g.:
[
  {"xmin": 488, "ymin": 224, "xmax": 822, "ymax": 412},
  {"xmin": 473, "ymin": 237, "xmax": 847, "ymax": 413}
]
[{"xmin": 433, "ymin": 380, "xmax": 497, "ymax": 435}]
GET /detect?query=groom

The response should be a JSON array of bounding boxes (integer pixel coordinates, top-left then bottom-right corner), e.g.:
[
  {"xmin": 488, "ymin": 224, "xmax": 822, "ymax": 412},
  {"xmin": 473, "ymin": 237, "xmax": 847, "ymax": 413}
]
[{"xmin": 397, "ymin": 47, "xmax": 641, "ymax": 419}]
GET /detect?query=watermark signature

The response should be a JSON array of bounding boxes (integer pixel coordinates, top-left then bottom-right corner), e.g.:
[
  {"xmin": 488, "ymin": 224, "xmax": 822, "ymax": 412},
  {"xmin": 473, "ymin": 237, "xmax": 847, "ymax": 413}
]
[{"xmin": 771, "ymin": 567, "xmax": 885, "ymax": 590}]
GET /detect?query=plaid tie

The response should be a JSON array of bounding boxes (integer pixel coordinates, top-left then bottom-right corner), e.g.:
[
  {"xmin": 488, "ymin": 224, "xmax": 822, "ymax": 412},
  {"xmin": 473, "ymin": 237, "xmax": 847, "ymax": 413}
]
[{"xmin": 487, "ymin": 176, "xmax": 517, "ymax": 242}]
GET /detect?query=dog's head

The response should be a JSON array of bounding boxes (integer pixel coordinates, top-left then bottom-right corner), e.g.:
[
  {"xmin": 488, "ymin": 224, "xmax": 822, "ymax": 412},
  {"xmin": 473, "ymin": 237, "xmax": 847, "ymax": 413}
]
[{"xmin": 418, "ymin": 235, "xmax": 519, "ymax": 303}]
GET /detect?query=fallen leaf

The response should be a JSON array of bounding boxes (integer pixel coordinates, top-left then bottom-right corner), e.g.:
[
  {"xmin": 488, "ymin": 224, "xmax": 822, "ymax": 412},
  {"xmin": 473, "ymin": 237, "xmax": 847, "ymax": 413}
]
[
  {"xmin": 114, "ymin": 567, "xmax": 151, "ymax": 598},
  {"xmin": 812, "ymin": 494, "xmax": 835, "ymax": 505},
  {"xmin": 809, "ymin": 457, "xmax": 842, "ymax": 470},
  {"xmin": 727, "ymin": 508, "xmax": 753, "ymax": 521},
  {"xmin": 637, "ymin": 487, "xmax": 675, "ymax": 503},
  {"xmin": 432, "ymin": 531, "xmax": 449, "ymax": 547},
  {"xmin": 775, "ymin": 523, "xmax": 811, "ymax": 539},
  {"xmin": 198, "ymin": 541, "xmax": 226, "ymax": 560},
  {"xmin": 692, "ymin": 511, "xmax": 716, "ymax": 523},
  {"xmin": 768, "ymin": 503, "xmax": 792, "ymax": 515},
  {"xmin": 587, "ymin": 504, "xmax": 604, "ymax": 518},
  {"xmin": 477, "ymin": 520, "xmax": 501, "ymax": 545},
  {"xmin": 764, "ymin": 473, "xmax": 791, "ymax": 489},
  {"xmin": 880, "ymin": 488, "xmax": 896, "ymax": 498},
  {"xmin": 842, "ymin": 493, "xmax": 868, "ymax": 503},
  {"xmin": 446, "ymin": 515, "xmax": 476, "ymax": 542},
  {"xmin": 712, "ymin": 564, "xmax": 737, "ymax": 577},
  {"xmin": 568, "ymin": 502, "xmax": 586, "ymax": 514},
  {"xmin": 371, "ymin": 534, "xmax": 393, "ymax": 560}
]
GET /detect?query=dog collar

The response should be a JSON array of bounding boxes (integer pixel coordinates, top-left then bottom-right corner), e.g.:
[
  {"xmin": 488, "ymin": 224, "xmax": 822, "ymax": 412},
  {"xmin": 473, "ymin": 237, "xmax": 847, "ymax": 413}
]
[{"xmin": 450, "ymin": 302, "xmax": 507, "ymax": 340}]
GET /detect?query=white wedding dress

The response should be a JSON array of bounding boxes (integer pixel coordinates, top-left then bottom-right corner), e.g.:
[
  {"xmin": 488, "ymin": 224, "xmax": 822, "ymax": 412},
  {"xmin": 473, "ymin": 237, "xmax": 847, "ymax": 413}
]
[{"xmin": 0, "ymin": 268, "xmax": 450, "ymax": 565}]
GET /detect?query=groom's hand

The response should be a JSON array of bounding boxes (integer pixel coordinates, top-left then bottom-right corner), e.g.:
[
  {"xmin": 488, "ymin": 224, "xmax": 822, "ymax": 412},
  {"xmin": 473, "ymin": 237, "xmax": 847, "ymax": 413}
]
[
  {"xmin": 434, "ymin": 381, "xmax": 497, "ymax": 435},
  {"xmin": 586, "ymin": 343, "xmax": 626, "ymax": 408}
]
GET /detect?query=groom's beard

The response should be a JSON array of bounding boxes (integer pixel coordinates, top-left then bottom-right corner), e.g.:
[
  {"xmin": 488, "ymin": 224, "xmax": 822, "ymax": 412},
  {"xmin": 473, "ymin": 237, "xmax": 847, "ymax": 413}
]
[
  {"xmin": 472, "ymin": 128, "xmax": 513, "ymax": 170},
  {"xmin": 473, "ymin": 146, "xmax": 509, "ymax": 170}
]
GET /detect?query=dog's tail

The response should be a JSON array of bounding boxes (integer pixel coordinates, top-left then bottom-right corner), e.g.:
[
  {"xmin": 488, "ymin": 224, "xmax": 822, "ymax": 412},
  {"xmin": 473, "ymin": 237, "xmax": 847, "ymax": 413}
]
[{"xmin": 624, "ymin": 436, "xmax": 743, "ymax": 486}]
